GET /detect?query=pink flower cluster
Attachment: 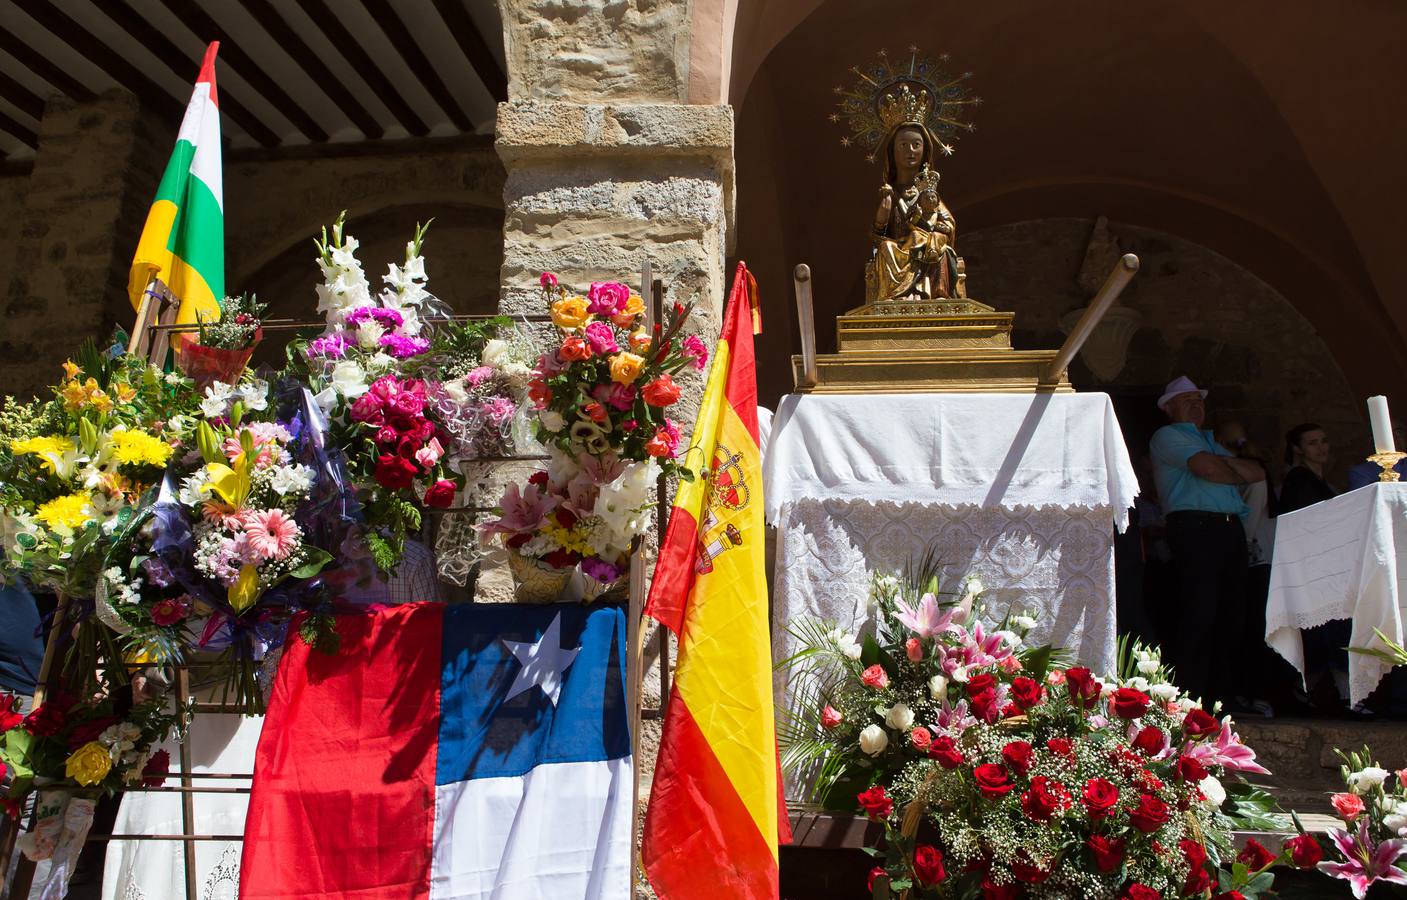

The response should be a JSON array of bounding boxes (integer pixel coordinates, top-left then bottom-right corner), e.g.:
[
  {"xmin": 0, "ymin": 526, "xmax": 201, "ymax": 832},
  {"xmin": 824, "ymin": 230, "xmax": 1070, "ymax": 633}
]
[{"xmin": 350, "ymin": 376, "xmax": 455, "ymax": 504}]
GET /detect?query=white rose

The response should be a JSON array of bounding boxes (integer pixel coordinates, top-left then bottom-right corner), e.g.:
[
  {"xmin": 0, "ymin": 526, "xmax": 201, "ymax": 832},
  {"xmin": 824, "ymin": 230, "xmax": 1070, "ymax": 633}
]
[
  {"xmin": 1150, "ymin": 683, "xmax": 1178, "ymax": 702},
  {"xmin": 443, "ymin": 380, "xmax": 469, "ymax": 404},
  {"xmin": 858, "ymin": 724, "xmax": 888, "ymax": 757},
  {"xmin": 928, "ymin": 674, "xmax": 948, "ymax": 700},
  {"xmin": 1384, "ymin": 801, "xmax": 1407, "ymax": 836},
  {"xmin": 1198, "ymin": 774, "xmax": 1226, "ymax": 807},
  {"xmin": 1128, "ymin": 676, "xmax": 1150, "ymax": 692},
  {"xmin": 539, "ymin": 410, "xmax": 566, "ymax": 433},
  {"xmin": 995, "ymin": 630, "xmax": 1021, "ymax": 650},
  {"xmin": 1349, "ymin": 767, "xmax": 1391, "ymax": 795},
  {"xmin": 481, "ymin": 339, "xmax": 508, "ymax": 367},
  {"xmin": 329, "ymin": 360, "xmax": 369, "ymax": 399},
  {"xmin": 951, "ymin": 665, "xmax": 969, "ymax": 683},
  {"xmin": 885, "ymin": 703, "xmax": 914, "ymax": 731},
  {"xmin": 1100, "ymin": 681, "xmax": 1118, "ymax": 698}
]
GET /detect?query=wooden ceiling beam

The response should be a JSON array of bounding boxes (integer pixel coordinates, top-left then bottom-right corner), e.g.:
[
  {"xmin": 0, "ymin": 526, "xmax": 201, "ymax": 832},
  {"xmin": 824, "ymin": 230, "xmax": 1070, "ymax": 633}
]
[
  {"xmin": 0, "ymin": 27, "xmax": 95, "ymax": 102},
  {"xmin": 292, "ymin": 0, "xmax": 430, "ymax": 137},
  {"xmin": 87, "ymin": 0, "xmax": 282, "ymax": 148},
  {"xmin": 0, "ymin": 108, "xmax": 38, "ymax": 149},
  {"xmin": 0, "ymin": 69, "xmax": 46, "ymax": 121},
  {"xmin": 240, "ymin": 0, "xmax": 386, "ymax": 140},
  {"xmin": 362, "ymin": 0, "xmax": 475, "ymax": 131},
  {"xmin": 430, "ymin": 0, "xmax": 507, "ymax": 102},
  {"xmin": 152, "ymin": 0, "xmax": 329, "ymax": 143}
]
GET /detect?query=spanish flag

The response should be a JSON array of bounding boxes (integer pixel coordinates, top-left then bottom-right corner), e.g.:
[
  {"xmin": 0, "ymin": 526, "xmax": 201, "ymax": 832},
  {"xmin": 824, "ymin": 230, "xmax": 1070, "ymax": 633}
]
[
  {"xmin": 642, "ymin": 262, "xmax": 790, "ymax": 897},
  {"xmin": 128, "ymin": 42, "xmax": 224, "ymax": 327}
]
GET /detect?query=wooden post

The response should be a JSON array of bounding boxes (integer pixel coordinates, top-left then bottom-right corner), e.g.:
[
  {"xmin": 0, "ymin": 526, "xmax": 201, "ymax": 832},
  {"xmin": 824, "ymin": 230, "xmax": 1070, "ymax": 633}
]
[
  {"xmin": 793, "ymin": 264, "xmax": 819, "ymax": 388},
  {"xmin": 1042, "ymin": 253, "xmax": 1140, "ymax": 384},
  {"xmin": 176, "ymin": 666, "xmax": 198, "ymax": 900},
  {"xmin": 640, "ymin": 258, "xmax": 653, "ymax": 333},
  {"xmin": 626, "ymin": 543, "xmax": 649, "ymax": 896}
]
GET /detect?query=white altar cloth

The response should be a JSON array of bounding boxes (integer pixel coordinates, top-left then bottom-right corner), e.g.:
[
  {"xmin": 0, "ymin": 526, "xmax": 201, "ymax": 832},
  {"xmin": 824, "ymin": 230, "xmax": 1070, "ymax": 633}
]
[
  {"xmin": 1266, "ymin": 482, "xmax": 1407, "ymax": 705},
  {"xmin": 765, "ymin": 393, "xmax": 1138, "ymax": 703}
]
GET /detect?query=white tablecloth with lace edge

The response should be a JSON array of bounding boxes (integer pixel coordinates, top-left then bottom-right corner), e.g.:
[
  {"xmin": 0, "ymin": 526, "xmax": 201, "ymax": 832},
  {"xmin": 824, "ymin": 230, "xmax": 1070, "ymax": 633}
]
[
  {"xmin": 1266, "ymin": 482, "xmax": 1407, "ymax": 705},
  {"xmin": 764, "ymin": 393, "xmax": 1138, "ymax": 732}
]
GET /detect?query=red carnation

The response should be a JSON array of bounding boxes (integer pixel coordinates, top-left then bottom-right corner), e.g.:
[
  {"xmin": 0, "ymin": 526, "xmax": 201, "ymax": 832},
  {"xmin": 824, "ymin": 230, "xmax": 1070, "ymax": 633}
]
[
  {"xmin": 913, "ymin": 845, "xmax": 946, "ymax": 885},
  {"xmin": 1001, "ymin": 740, "xmax": 1034, "ymax": 777},
  {"xmin": 1020, "ymin": 776, "xmax": 1070, "ymax": 822},
  {"xmin": 1109, "ymin": 687, "xmax": 1151, "ymax": 719},
  {"xmin": 1082, "ymin": 777, "xmax": 1120, "ymax": 819},
  {"xmin": 22, "ymin": 702, "xmax": 65, "ymax": 737},
  {"xmin": 1174, "ymin": 754, "xmax": 1208, "ymax": 784},
  {"xmin": 1285, "ymin": 833, "xmax": 1323, "ymax": 869},
  {"xmin": 1128, "ymin": 793, "xmax": 1171, "ymax": 832},
  {"xmin": 1182, "ymin": 708, "xmax": 1219, "ymax": 738},
  {"xmin": 374, "ymin": 453, "xmax": 418, "ymax": 490},
  {"xmin": 1131, "ymin": 725, "xmax": 1166, "ymax": 756},
  {"xmin": 641, "ymin": 374, "xmax": 682, "ymax": 407},
  {"xmin": 1087, "ymin": 834, "xmax": 1126, "ymax": 872},
  {"xmin": 857, "ymin": 785, "xmax": 893, "ymax": 819},
  {"xmin": 1123, "ymin": 885, "xmax": 1161, "ymax": 900},
  {"xmin": 928, "ymin": 735, "xmax": 964, "ymax": 769},
  {"xmin": 527, "ymin": 470, "xmax": 549, "ymax": 486},
  {"xmin": 973, "ymin": 763, "xmax": 1015, "ymax": 799},
  {"xmin": 1064, "ymin": 667, "xmax": 1101, "ymax": 709},
  {"xmin": 1010, "ymin": 676, "xmax": 1044, "ymax": 709},
  {"xmin": 1237, "ymin": 837, "xmax": 1276, "ymax": 871},
  {"xmin": 142, "ymin": 749, "xmax": 170, "ymax": 787},
  {"xmin": 423, "ymin": 479, "xmax": 457, "ymax": 509}
]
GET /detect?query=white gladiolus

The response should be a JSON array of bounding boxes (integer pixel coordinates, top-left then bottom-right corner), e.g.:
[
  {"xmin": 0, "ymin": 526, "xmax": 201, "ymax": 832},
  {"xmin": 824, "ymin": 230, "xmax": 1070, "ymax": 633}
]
[
  {"xmin": 1198, "ymin": 775, "xmax": 1226, "ymax": 807},
  {"xmin": 858, "ymin": 724, "xmax": 888, "ymax": 757},
  {"xmin": 928, "ymin": 674, "xmax": 948, "ymax": 700},
  {"xmin": 1348, "ymin": 766, "xmax": 1391, "ymax": 795},
  {"xmin": 885, "ymin": 703, "xmax": 914, "ymax": 731}
]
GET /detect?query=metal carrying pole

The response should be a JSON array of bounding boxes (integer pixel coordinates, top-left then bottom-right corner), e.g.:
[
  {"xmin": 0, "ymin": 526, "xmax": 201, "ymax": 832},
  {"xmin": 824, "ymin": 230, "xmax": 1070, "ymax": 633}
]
[
  {"xmin": 1042, "ymin": 253, "xmax": 1140, "ymax": 384},
  {"xmin": 792, "ymin": 264, "xmax": 819, "ymax": 388}
]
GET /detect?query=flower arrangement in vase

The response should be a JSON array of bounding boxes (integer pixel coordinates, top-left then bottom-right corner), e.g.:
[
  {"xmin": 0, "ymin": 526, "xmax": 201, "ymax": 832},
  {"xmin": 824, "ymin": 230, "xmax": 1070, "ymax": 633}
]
[
  {"xmin": 1300, "ymin": 746, "xmax": 1407, "ymax": 897},
  {"xmin": 481, "ymin": 272, "xmax": 706, "ymax": 602},
  {"xmin": 176, "ymin": 292, "xmax": 266, "ymax": 391},
  {"xmin": 782, "ymin": 563, "xmax": 1283, "ymax": 899}
]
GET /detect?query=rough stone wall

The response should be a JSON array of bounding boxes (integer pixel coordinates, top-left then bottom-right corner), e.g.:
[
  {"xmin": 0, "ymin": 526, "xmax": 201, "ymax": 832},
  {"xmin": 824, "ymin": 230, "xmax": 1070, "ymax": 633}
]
[
  {"xmin": 1, "ymin": 91, "xmax": 166, "ymax": 397},
  {"xmin": 960, "ymin": 218, "xmax": 1363, "ymax": 486}
]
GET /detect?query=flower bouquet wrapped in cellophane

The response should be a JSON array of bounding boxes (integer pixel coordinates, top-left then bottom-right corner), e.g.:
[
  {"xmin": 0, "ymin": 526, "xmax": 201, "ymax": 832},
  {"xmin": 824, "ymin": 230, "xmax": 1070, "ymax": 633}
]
[{"xmin": 780, "ymin": 554, "xmax": 1284, "ymax": 900}]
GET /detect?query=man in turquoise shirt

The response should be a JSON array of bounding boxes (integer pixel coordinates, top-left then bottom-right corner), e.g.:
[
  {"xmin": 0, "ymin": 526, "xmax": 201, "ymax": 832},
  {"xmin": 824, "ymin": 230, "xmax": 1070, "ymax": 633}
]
[{"xmin": 1149, "ymin": 376, "xmax": 1265, "ymax": 707}]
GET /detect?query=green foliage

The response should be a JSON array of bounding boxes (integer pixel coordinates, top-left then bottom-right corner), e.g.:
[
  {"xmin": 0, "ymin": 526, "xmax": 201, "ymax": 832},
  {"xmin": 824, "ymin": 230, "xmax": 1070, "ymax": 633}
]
[{"xmin": 299, "ymin": 613, "xmax": 342, "ymax": 655}]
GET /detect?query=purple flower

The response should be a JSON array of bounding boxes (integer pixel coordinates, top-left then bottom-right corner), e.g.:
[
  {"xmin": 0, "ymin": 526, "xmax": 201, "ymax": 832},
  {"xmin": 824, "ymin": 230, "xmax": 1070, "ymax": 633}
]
[
  {"xmin": 1318, "ymin": 820, "xmax": 1407, "ymax": 899},
  {"xmin": 141, "ymin": 557, "xmax": 174, "ymax": 588},
  {"xmin": 345, "ymin": 306, "xmax": 404, "ymax": 330},
  {"xmin": 306, "ymin": 334, "xmax": 348, "ymax": 359},
  {"xmin": 582, "ymin": 321, "xmax": 620, "ymax": 355},
  {"xmin": 682, "ymin": 334, "xmax": 709, "ymax": 370},
  {"xmin": 380, "ymin": 334, "xmax": 430, "ymax": 358},
  {"xmin": 586, "ymin": 282, "xmax": 630, "ymax": 315},
  {"xmin": 581, "ymin": 556, "xmax": 625, "ymax": 584}
]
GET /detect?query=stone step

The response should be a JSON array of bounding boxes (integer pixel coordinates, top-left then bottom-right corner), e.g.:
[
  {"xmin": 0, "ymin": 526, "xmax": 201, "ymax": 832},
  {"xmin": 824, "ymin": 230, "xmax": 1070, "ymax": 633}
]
[{"xmin": 1232, "ymin": 715, "xmax": 1407, "ymax": 816}]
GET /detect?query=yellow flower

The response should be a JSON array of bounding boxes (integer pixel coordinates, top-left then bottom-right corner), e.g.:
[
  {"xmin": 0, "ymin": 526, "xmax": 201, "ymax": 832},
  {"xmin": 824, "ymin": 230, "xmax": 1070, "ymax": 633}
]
[
  {"xmin": 59, "ymin": 380, "xmax": 88, "ymax": 410},
  {"xmin": 65, "ymin": 740, "xmax": 113, "ymax": 787},
  {"xmin": 550, "ymin": 296, "xmax": 591, "ymax": 330},
  {"xmin": 35, "ymin": 493, "xmax": 93, "ymax": 531},
  {"xmin": 88, "ymin": 387, "xmax": 113, "ymax": 414},
  {"xmin": 608, "ymin": 352, "xmax": 646, "ymax": 385},
  {"xmin": 61, "ymin": 359, "xmax": 81, "ymax": 381},
  {"xmin": 113, "ymin": 383, "xmax": 138, "ymax": 405},
  {"xmin": 628, "ymin": 330, "xmax": 653, "ymax": 353},
  {"xmin": 542, "ymin": 521, "xmax": 593, "ymax": 556},
  {"xmin": 11, "ymin": 435, "xmax": 75, "ymax": 461},
  {"xmin": 108, "ymin": 430, "xmax": 173, "ymax": 468}
]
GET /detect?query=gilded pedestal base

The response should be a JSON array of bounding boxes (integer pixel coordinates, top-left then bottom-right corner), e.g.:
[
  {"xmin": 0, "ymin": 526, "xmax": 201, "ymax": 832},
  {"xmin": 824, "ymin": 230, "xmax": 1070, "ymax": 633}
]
[{"xmin": 791, "ymin": 348, "xmax": 1072, "ymax": 394}]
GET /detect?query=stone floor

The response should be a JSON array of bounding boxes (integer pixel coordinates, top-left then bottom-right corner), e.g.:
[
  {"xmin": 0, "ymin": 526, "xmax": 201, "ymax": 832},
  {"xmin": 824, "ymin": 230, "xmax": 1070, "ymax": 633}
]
[{"xmin": 1235, "ymin": 714, "xmax": 1407, "ymax": 816}]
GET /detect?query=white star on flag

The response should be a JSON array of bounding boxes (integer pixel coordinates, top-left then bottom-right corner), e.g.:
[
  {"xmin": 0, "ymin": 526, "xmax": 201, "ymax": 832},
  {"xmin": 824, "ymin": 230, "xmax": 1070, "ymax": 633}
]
[{"xmin": 501, "ymin": 612, "xmax": 581, "ymax": 707}]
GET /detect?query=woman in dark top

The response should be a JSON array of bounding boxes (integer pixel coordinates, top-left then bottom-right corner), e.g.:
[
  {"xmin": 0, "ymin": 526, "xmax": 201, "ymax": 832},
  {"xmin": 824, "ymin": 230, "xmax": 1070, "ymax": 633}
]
[{"xmin": 1279, "ymin": 423, "xmax": 1336, "ymax": 513}]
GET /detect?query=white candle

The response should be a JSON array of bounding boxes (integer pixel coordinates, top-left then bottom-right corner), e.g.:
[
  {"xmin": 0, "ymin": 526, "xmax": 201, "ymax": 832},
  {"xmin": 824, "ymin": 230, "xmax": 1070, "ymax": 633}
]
[{"xmin": 1368, "ymin": 395, "xmax": 1395, "ymax": 453}]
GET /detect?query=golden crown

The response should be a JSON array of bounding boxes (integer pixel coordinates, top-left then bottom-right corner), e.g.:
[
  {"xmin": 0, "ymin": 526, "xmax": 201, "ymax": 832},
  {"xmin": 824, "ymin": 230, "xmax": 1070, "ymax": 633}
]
[{"xmin": 831, "ymin": 47, "xmax": 980, "ymax": 162}]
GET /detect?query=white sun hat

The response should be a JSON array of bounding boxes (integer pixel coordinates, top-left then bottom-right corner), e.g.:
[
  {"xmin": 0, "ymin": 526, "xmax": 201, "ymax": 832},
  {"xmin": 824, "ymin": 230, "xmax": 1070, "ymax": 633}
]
[{"xmin": 1156, "ymin": 375, "xmax": 1208, "ymax": 411}]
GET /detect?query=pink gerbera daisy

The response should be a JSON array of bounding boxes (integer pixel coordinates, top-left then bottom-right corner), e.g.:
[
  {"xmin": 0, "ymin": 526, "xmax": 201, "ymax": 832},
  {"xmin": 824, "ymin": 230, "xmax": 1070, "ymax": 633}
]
[{"xmin": 243, "ymin": 509, "xmax": 301, "ymax": 562}]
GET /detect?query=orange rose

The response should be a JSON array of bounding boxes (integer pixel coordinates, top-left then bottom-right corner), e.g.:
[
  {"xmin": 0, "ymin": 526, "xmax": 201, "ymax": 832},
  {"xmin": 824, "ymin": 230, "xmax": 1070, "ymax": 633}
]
[
  {"xmin": 628, "ymin": 331, "xmax": 652, "ymax": 353},
  {"xmin": 528, "ymin": 379, "xmax": 553, "ymax": 408},
  {"xmin": 559, "ymin": 336, "xmax": 592, "ymax": 361},
  {"xmin": 608, "ymin": 352, "xmax": 646, "ymax": 385},
  {"xmin": 550, "ymin": 296, "xmax": 591, "ymax": 330},
  {"xmin": 641, "ymin": 374, "xmax": 682, "ymax": 407},
  {"xmin": 611, "ymin": 295, "xmax": 646, "ymax": 328}
]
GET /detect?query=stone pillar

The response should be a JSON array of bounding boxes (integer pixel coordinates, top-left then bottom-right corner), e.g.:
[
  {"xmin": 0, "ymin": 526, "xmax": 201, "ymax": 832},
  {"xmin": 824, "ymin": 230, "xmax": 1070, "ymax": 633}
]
[{"xmin": 2, "ymin": 90, "xmax": 165, "ymax": 396}]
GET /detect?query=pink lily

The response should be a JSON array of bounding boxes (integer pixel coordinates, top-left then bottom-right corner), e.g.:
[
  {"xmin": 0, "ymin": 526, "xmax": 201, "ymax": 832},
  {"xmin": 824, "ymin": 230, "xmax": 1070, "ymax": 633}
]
[
  {"xmin": 480, "ymin": 482, "xmax": 556, "ymax": 536},
  {"xmin": 934, "ymin": 697, "xmax": 976, "ymax": 735},
  {"xmin": 1184, "ymin": 718, "xmax": 1271, "ymax": 775},
  {"xmin": 1318, "ymin": 820, "xmax": 1407, "ymax": 899},
  {"xmin": 894, "ymin": 593, "xmax": 957, "ymax": 639}
]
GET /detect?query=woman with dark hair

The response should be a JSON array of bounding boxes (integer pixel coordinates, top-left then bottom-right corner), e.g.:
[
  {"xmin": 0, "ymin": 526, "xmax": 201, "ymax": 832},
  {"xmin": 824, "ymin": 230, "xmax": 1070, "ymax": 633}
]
[{"xmin": 1279, "ymin": 423, "xmax": 1335, "ymax": 514}]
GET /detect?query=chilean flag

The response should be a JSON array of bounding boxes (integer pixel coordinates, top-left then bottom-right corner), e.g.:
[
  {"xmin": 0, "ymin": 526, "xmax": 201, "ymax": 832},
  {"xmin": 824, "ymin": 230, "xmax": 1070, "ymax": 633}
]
[{"xmin": 239, "ymin": 602, "xmax": 632, "ymax": 898}]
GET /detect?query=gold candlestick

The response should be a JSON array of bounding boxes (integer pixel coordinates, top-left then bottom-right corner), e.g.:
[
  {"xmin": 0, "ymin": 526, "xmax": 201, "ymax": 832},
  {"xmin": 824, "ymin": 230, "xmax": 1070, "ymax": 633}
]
[{"xmin": 1368, "ymin": 450, "xmax": 1406, "ymax": 482}]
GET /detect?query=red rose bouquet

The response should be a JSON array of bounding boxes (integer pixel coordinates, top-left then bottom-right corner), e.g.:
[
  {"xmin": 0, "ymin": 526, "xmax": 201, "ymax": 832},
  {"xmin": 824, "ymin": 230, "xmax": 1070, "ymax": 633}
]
[{"xmin": 782, "ymin": 563, "xmax": 1282, "ymax": 899}]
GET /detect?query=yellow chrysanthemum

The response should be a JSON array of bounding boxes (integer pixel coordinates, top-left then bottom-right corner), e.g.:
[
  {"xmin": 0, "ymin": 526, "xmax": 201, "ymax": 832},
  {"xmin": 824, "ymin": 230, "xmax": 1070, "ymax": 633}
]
[
  {"xmin": 542, "ymin": 521, "xmax": 594, "ymax": 556},
  {"xmin": 108, "ymin": 430, "xmax": 173, "ymax": 468},
  {"xmin": 35, "ymin": 493, "xmax": 93, "ymax": 530},
  {"xmin": 11, "ymin": 435, "xmax": 74, "ymax": 459},
  {"xmin": 65, "ymin": 740, "xmax": 113, "ymax": 787}
]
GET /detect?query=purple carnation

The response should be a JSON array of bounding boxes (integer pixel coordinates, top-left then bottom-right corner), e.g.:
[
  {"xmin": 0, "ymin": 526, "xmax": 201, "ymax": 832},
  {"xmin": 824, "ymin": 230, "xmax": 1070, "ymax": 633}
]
[
  {"xmin": 380, "ymin": 334, "xmax": 430, "ymax": 358},
  {"xmin": 345, "ymin": 306, "xmax": 404, "ymax": 330},
  {"xmin": 306, "ymin": 333, "xmax": 349, "ymax": 359}
]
